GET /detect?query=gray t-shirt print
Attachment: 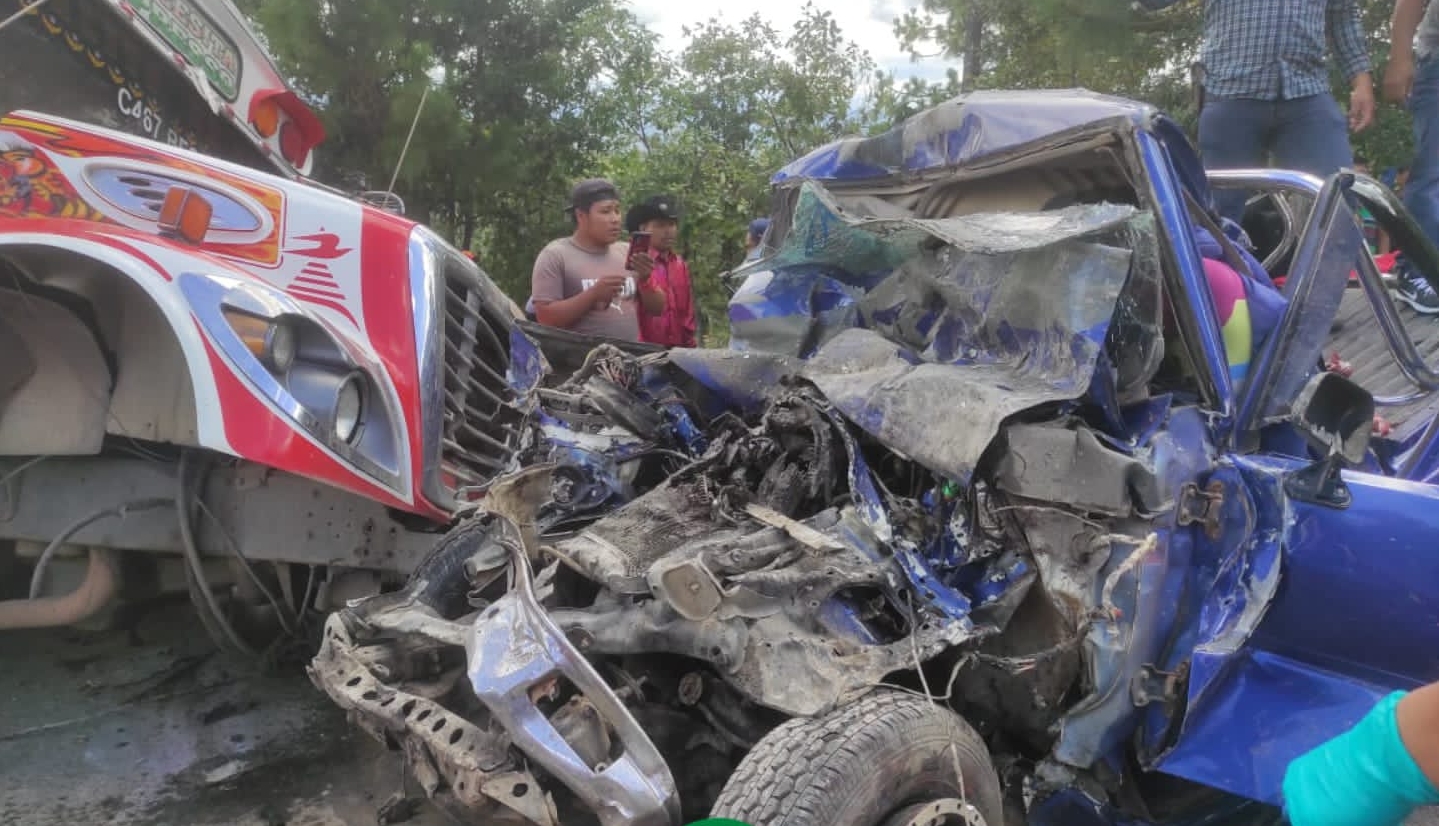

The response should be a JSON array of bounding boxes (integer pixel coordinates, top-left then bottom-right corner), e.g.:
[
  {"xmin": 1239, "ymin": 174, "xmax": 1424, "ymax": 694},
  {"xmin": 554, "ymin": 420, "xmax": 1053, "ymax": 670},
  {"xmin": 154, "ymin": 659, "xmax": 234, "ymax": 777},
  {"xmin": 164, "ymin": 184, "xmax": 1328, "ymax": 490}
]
[
  {"xmin": 531, "ymin": 237, "xmax": 640, "ymax": 341},
  {"xmin": 579, "ymin": 275, "xmax": 637, "ymax": 301}
]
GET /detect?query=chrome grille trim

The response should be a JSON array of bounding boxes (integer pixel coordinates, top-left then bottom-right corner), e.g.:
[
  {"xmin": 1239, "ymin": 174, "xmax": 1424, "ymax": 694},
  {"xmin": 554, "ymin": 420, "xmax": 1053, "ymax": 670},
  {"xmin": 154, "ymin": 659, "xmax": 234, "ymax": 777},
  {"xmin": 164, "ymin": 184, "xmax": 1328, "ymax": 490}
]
[
  {"xmin": 409, "ymin": 226, "xmax": 523, "ymax": 508},
  {"xmin": 411, "ymin": 228, "xmax": 529, "ymax": 512},
  {"xmin": 438, "ymin": 266, "xmax": 521, "ymax": 488}
]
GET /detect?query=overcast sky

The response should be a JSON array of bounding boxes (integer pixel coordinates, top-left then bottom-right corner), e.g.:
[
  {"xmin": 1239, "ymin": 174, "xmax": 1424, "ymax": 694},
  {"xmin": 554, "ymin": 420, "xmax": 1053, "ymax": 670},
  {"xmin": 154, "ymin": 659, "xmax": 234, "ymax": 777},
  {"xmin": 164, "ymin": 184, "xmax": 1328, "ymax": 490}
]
[{"xmin": 622, "ymin": 0, "xmax": 953, "ymax": 84}]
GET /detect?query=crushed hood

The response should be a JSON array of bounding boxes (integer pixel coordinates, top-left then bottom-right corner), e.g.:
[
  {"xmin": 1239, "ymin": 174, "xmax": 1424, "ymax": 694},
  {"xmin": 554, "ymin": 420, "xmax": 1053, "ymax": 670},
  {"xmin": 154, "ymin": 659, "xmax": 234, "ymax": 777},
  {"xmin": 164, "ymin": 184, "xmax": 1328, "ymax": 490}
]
[
  {"xmin": 773, "ymin": 89, "xmax": 1156, "ymax": 184},
  {"xmin": 714, "ymin": 181, "xmax": 1147, "ymax": 481}
]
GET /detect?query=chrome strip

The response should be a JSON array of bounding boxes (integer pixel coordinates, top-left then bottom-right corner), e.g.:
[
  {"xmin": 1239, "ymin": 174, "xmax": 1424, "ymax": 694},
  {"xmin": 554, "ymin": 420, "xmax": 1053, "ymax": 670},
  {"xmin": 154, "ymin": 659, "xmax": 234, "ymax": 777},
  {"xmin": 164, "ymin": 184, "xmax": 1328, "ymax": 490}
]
[
  {"xmin": 1136, "ymin": 132, "xmax": 1231, "ymax": 416},
  {"xmin": 408, "ymin": 226, "xmax": 452, "ymax": 510},
  {"xmin": 1207, "ymin": 169, "xmax": 1326, "ymax": 200}
]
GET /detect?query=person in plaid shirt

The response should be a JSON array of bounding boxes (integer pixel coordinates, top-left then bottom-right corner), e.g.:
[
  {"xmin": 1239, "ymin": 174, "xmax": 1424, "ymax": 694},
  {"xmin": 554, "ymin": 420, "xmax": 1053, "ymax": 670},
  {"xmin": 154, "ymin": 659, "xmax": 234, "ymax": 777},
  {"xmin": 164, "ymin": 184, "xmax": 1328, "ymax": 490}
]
[
  {"xmin": 1385, "ymin": 0, "xmax": 1439, "ymax": 313},
  {"xmin": 1147, "ymin": 0, "xmax": 1375, "ymax": 223}
]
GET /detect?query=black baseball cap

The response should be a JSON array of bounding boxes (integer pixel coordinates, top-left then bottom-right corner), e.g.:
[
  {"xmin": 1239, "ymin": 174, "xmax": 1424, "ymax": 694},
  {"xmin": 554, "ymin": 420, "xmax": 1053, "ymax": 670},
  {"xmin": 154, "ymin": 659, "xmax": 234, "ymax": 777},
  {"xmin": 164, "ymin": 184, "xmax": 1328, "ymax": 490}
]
[
  {"xmin": 625, "ymin": 194, "xmax": 682, "ymax": 232},
  {"xmin": 567, "ymin": 178, "xmax": 620, "ymax": 215}
]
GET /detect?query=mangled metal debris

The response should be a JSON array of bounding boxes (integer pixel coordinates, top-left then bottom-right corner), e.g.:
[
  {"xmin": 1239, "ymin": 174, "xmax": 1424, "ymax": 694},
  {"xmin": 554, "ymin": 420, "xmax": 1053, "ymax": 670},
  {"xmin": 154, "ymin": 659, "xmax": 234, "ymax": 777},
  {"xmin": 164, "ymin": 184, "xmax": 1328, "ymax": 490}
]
[
  {"xmin": 306, "ymin": 88, "xmax": 1389, "ymax": 826},
  {"xmin": 307, "ymin": 175, "xmax": 1199, "ymax": 826},
  {"xmin": 0, "ymin": 67, "xmax": 1419, "ymax": 826}
]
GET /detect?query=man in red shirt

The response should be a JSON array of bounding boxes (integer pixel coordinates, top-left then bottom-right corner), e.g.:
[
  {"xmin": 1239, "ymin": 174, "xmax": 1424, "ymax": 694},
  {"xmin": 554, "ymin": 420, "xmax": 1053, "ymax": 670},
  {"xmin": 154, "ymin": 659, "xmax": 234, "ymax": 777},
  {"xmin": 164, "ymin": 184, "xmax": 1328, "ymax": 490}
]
[{"xmin": 626, "ymin": 195, "xmax": 697, "ymax": 348}]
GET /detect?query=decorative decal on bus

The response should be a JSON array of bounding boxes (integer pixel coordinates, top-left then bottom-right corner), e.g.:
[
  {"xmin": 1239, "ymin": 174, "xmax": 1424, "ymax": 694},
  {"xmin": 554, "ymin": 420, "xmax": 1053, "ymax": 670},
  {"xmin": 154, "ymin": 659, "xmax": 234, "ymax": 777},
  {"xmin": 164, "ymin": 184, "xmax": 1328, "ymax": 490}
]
[
  {"xmin": 130, "ymin": 0, "xmax": 242, "ymax": 101},
  {"xmin": 0, "ymin": 143, "xmax": 102, "ymax": 221},
  {"xmin": 0, "ymin": 116, "xmax": 289, "ymax": 266}
]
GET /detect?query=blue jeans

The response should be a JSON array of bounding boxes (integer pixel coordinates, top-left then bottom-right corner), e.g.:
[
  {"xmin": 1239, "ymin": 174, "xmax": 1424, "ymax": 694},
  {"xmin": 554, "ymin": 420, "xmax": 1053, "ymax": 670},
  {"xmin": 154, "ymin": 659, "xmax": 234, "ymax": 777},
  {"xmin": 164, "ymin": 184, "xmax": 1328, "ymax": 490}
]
[
  {"xmin": 1198, "ymin": 94, "xmax": 1355, "ymax": 223},
  {"xmin": 1405, "ymin": 55, "xmax": 1439, "ymax": 252}
]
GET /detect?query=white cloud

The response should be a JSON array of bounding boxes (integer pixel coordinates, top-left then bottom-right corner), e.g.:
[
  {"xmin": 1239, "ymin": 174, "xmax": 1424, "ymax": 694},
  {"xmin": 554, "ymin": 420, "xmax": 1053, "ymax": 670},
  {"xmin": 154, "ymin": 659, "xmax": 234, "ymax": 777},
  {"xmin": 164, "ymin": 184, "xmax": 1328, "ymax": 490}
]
[
  {"xmin": 621, "ymin": 0, "xmax": 949, "ymax": 84},
  {"xmin": 867, "ymin": 0, "xmax": 897, "ymax": 25}
]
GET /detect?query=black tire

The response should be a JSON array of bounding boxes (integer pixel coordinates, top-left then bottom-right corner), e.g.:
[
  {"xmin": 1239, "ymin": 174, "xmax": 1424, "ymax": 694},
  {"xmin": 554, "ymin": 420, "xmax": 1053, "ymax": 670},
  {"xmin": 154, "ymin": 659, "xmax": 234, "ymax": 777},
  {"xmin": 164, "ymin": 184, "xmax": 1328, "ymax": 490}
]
[{"xmin": 711, "ymin": 690, "xmax": 1005, "ymax": 826}]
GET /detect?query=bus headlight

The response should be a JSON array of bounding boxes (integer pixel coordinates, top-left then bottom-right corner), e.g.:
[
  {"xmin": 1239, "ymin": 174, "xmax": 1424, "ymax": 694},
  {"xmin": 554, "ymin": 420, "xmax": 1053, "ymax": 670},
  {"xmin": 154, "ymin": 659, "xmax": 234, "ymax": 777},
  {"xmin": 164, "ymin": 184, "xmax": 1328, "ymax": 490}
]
[
  {"xmin": 265, "ymin": 320, "xmax": 298, "ymax": 372},
  {"xmin": 332, "ymin": 372, "xmax": 366, "ymax": 444},
  {"xmin": 224, "ymin": 309, "xmax": 297, "ymax": 374}
]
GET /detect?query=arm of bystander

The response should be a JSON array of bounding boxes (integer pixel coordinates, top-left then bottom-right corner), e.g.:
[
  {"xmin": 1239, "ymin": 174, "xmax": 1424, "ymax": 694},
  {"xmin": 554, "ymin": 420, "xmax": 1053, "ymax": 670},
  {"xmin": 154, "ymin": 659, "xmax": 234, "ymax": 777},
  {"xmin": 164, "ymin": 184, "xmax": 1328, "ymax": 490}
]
[
  {"xmin": 1328, "ymin": 0, "xmax": 1375, "ymax": 131},
  {"xmin": 532, "ymin": 246, "xmax": 624, "ymax": 330}
]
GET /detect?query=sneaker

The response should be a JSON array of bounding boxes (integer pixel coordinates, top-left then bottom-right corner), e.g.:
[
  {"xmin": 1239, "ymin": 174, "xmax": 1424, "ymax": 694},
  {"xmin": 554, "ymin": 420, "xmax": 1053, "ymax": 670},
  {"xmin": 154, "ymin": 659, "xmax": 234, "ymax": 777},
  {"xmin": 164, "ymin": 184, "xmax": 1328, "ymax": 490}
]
[{"xmin": 1394, "ymin": 268, "xmax": 1439, "ymax": 314}]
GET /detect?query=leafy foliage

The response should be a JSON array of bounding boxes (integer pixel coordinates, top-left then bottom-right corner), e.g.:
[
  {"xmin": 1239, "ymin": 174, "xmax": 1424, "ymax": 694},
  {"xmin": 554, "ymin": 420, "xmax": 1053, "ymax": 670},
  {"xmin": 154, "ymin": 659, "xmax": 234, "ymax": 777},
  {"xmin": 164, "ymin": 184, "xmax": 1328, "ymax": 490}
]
[
  {"xmin": 240, "ymin": 0, "xmax": 626, "ymax": 299},
  {"xmin": 242, "ymin": 0, "xmax": 875, "ymax": 340},
  {"xmin": 596, "ymin": 5, "xmax": 875, "ymax": 341},
  {"xmin": 1350, "ymin": 0, "xmax": 1414, "ymax": 172},
  {"xmin": 241, "ymin": 0, "xmax": 1417, "ymax": 343}
]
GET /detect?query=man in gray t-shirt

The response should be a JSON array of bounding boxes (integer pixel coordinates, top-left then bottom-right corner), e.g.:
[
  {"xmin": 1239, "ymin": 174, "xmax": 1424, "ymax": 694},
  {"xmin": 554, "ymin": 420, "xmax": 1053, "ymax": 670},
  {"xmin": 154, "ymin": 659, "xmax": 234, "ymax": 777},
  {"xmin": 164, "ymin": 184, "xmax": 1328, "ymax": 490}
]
[{"xmin": 531, "ymin": 179, "xmax": 664, "ymax": 340}]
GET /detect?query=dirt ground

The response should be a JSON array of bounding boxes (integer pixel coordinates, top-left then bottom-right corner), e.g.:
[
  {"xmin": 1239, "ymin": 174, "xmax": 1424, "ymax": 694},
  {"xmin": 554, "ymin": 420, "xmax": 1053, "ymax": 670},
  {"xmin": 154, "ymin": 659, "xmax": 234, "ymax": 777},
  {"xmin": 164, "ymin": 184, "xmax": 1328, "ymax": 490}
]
[
  {"xmin": 0, "ymin": 600, "xmax": 451, "ymax": 826},
  {"xmin": 5, "ymin": 598, "xmax": 1438, "ymax": 826}
]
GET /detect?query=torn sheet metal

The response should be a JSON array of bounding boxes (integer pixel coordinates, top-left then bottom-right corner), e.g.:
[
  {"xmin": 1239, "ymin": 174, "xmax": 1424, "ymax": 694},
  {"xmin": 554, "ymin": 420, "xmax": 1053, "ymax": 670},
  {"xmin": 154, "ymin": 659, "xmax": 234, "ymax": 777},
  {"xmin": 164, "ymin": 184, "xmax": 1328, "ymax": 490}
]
[
  {"xmin": 792, "ymin": 318, "xmax": 1118, "ymax": 486},
  {"xmin": 663, "ymin": 348, "xmax": 802, "ymax": 415},
  {"xmin": 855, "ymin": 231, "xmax": 1140, "ymax": 373},
  {"xmin": 728, "ymin": 181, "xmax": 1140, "ymax": 359},
  {"xmin": 988, "ymin": 405, "xmax": 1215, "ymax": 771},
  {"xmin": 1051, "ymin": 407, "xmax": 1216, "ymax": 769},
  {"xmin": 723, "ymin": 180, "xmax": 1142, "ymax": 482},
  {"xmin": 733, "ymin": 178, "xmax": 1138, "ymax": 281},
  {"xmin": 995, "ymin": 422, "xmax": 1167, "ymax": 516},
  {"xmin": 508, "ymin": 325, "xmax": 549, "ymax": 396},
  {"xmin": 1145, "ymin": 458, "xmax": 1290, "ymax": 802},
  {"xmin": 726, "ymin": 266, "xmax": 864, "ymax": 359}
]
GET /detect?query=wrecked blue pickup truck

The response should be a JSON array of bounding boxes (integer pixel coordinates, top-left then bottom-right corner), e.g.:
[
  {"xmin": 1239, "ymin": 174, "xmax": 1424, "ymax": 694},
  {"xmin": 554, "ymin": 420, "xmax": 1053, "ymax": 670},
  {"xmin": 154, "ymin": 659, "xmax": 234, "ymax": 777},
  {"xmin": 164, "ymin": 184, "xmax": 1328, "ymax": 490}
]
[{"xmin": 307, "ymin": 89, "xmax": 1439, "ymax": 826}]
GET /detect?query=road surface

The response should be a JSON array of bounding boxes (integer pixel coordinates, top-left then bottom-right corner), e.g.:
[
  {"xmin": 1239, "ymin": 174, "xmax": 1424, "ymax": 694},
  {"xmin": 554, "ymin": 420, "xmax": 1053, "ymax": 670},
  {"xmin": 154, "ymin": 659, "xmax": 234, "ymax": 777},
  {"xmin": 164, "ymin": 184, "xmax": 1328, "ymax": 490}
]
[
  {"xmin": 5, "ymin": 598, "xmax": 1438, "ymax": 826},
  {"xmin": 0, "ymin": 600, "xmax": 450, "ymax": 826}
]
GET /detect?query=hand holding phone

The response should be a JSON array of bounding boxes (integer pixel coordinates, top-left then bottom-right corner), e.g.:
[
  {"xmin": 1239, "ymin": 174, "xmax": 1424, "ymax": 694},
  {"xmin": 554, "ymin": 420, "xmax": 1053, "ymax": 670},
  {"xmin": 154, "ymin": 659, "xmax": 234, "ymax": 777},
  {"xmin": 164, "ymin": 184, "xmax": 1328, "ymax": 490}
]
[
  {"xmin": 625, "ymin": 231, "xmax": 652, "ymax": 271},
  {"xmin": 629, "ymin": 252, "xmax": 655, "ymax": 282}
]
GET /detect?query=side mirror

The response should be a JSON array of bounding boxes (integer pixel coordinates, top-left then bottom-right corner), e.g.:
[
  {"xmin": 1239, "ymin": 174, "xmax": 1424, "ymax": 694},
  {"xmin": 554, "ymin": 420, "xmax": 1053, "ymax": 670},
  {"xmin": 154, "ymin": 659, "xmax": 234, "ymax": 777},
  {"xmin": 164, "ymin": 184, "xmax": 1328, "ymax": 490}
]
[
  {"xmin": 1283, "ymin": 371, "xmax": 1374, "ymax": 509},
  {"xmin": 358, "ymin": 191, "xmax": 406, "ymax": 216}
]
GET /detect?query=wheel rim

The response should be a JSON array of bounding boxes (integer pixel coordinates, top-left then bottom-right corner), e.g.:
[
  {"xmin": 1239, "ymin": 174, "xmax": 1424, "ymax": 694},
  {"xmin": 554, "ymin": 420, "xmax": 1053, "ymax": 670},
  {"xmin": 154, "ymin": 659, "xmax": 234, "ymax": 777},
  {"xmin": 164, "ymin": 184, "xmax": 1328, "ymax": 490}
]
[{"xmin": 881, "ymin": 798, "xmax": 988, "ymax": 826}]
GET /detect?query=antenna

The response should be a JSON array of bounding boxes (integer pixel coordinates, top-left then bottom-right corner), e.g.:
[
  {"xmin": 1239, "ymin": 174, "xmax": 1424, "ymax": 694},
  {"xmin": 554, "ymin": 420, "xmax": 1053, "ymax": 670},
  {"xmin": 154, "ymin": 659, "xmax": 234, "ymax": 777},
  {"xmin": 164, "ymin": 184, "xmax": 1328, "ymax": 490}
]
[
  {"xmin": 0, "ymin": 0, "xmax": 59, "ymax": 35},
  {"xmin": 385, "ymin": 83, "xmax": 430, "ymax": 202}
]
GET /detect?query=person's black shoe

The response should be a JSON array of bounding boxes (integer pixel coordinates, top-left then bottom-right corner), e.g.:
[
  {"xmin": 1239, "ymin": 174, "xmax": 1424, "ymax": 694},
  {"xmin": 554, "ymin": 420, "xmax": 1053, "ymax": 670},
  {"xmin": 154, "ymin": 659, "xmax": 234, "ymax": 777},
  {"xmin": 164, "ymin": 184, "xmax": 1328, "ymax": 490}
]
[{"xmin": 1395, "ymin": 268, "xmax": 1439, "ymax": 314}]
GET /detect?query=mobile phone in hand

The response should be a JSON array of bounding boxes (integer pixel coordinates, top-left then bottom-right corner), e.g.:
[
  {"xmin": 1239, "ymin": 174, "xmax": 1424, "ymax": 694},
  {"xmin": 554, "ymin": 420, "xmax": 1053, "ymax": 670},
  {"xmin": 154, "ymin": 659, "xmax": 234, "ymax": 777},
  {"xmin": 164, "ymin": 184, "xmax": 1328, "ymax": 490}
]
[{"xmin": 625, "ymin": 231, "xmax": 652, "ymax": 269}]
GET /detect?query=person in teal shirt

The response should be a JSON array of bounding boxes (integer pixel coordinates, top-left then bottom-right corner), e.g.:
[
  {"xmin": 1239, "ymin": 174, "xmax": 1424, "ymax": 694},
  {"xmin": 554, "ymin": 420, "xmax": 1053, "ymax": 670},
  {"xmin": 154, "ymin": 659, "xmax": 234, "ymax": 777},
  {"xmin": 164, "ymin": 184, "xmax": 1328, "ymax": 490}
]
[{"xmin": 1283, "ymin": 682, "xmax": 1439, "ymax": 826}]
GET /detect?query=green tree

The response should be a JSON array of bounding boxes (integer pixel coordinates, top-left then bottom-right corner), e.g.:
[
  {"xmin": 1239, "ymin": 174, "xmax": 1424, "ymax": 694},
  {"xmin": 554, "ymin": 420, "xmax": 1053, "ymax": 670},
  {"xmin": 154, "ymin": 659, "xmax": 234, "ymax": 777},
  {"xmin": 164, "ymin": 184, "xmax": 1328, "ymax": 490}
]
[
  {"xmin": 1351, "ymin": 0, "xmax": 1414, "ymax": 173},
  {"xmin": 241, "ymin": 0, "xmax": 882, "ymax": 331},
  {"xmin": 896, "ymin": 0, "xmax": 1202, "ymax": 117},
  {"xmin": 240, "ymin": 0, "xmax": 633, "ymax": 298},
  {"xmin": 860, "ymin": 69, "xmax": 962, "ymax": 134},
  {"xmin": 594, "ymin": 4, "xmax": 875, "ymax": 344}
]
